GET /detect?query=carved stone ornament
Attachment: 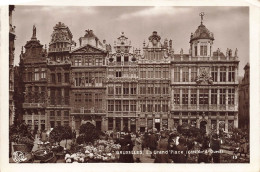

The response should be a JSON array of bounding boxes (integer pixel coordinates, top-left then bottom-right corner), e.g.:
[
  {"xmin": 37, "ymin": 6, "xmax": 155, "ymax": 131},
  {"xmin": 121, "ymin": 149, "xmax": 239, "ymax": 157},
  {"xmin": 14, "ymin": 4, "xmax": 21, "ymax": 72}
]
[{"xmin": 195, "ymin": 67, "xmax": 213, "ymax": 85}]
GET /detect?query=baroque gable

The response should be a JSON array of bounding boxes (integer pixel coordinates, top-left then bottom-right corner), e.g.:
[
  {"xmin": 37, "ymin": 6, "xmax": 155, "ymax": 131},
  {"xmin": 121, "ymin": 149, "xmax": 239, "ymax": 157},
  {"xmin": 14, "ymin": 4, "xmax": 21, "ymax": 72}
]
[{"xmin": 71, "ymin": 44, "xmax": 107, "ymax": 54}]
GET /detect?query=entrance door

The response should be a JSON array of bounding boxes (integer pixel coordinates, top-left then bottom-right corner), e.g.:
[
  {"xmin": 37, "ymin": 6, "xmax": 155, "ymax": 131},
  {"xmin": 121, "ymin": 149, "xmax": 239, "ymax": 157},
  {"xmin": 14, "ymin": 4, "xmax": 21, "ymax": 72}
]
[
  {"xmin": 200, "ymin": 121, "xmax": 207, "ymax": 134},
  {"xmin": 155, "ymin": 123, "xmax": 160, "ymax": 131},
  {"xmin": 130, "ymin": 125, "xmax": 136, "ymax": 132},
  {"xmin": 96, "ymin": 121, "xmax": 101, "ymax": 131}
]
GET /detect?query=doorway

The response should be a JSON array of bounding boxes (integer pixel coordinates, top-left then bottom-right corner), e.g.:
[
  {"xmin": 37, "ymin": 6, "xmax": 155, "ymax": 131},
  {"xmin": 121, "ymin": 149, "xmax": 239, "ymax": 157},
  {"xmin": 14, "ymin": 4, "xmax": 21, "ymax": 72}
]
[
  {"xmin": 155, "ymin": 123, "xmax": 160, "ymax": 131},
  {"xmin": 96, "ymin": 121, "xmax": 101, "ymax": 131},
  {"xmin": 200, "ymin": 121, "xmax": 207, "ymax": 134}
]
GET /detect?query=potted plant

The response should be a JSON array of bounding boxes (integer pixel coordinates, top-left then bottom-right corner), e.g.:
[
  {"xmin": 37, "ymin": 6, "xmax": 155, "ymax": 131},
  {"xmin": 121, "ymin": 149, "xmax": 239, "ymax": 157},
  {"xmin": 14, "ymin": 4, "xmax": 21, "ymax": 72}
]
[{"xmin": 9, "ymin": 123, "xmax": 34, "ymax": 153}]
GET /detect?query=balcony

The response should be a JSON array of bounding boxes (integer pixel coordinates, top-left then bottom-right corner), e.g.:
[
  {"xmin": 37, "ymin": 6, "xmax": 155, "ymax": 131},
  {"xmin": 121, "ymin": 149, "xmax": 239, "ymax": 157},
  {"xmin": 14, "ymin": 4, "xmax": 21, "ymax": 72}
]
[
  {"xmin": 108, "ymin": 61, "xmax": 138, "ymax": 66},
  {"xmin": 171, "ymin": 104, "xmax": 236, "ymax": 111},
  {"xmin": 23, "ymin": 103, "xmax": 45, "ymax": 109}
]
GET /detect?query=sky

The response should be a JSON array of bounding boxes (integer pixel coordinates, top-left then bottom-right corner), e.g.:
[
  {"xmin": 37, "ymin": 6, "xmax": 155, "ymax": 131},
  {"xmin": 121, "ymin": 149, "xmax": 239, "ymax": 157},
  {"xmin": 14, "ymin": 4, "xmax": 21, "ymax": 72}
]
[{"xmin": 12, "ymin": 6, "xmax": 249, "ymax": 76}]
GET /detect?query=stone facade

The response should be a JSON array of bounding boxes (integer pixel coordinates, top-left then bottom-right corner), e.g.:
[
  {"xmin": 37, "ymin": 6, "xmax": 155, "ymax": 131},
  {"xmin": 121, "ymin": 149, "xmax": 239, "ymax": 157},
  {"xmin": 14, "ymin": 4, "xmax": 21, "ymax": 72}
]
[
  {"xmin": 9, "ymin": 5, "xmax": 15, "ymax": 125},
  {"xmin": 239, "ymin": 63, "xmax": 249, "ymax": 130},
  {"xmin": 20, "ymin": 26, "xmax": 48, "ymax": 131},
  {"xmin": 19, "ymin": 17, "xmax": 240, "ymax": 133}
]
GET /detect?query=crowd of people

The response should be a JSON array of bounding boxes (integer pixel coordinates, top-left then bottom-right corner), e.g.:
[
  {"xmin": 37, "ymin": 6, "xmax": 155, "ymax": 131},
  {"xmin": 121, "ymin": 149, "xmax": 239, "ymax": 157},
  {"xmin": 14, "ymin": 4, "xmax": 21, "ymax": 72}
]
[{"xmin": 104, "ymin": 127, "xmax": 248, "ymax": 163}]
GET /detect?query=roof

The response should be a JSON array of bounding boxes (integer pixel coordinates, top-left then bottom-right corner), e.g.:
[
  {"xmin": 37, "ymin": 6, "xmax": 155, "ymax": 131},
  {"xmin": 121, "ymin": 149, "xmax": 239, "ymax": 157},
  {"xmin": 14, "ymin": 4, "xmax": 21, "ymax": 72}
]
[{"xmin": 190, "ymin": 24, "xmax": 214, "ymax": 42}]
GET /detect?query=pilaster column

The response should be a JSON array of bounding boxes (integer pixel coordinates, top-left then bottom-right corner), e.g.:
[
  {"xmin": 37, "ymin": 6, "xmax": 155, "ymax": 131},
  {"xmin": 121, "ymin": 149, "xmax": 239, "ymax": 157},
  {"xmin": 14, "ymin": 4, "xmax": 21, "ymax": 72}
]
[
  {"xmin": 234, "ymin": 112, "xmax": 238, "ymax": 128},
  {"xmin": 179, "ymin": 112, "xmax": 182, "ymax": 126},
  {"xmin": 226, "ymin": 88, "xmax": 228, "ymax": 110},
  {"xmin": 188, "ymin": 88, "xmax": 191, "ymax": 106},
  {"xmin": 113, "ymin": 117, "xmax": 116, "ymax": 130},
  {"xmin": 171, "ymin": 89, "xmax": 174, "ymax": 111},
  {"xmin": 188, "ymin": 67, "xmax": 191, "ymax": 82},
  {"xmin": 216, "ymin": 112, "xmax": 220, "ymax": 134},
  {"xmin": 235, "ymin": 67, "xmax": 238, "ymax": 82},
  {"xmin": 188, "ymin": 112, "xmax": 191, "ymax": 124},
  {"xmin": 217, "ymin": 88, "xmax": 220, "ymax": 110},
  {"xmin": 225, "ymin": 112, "xmax": 229, "ymax": 133},
  {"xmin": 145, "ymin": 117, "xmax": 148, "ymax": 132},
  {"xmin": 197, "ymin": 89, "xmax": 199, "ymax": 110},
  {"xmin": 208, "ymin": 112, "xmax": 212, "ymax": 133},
  {"xmin": 217, "ymin": 67, "xmax": 220, "ymax": 82},
  {"xmin": 196, "ymin": 112, "xmax": 200, "ymax": 128},
  {"xmin": 171, "ymin": 67, "xmax": 174, "ymax": 84},
  {"xmin": 180, "ymin": 67, "xmax": 183, "ymax": 82},
  {"xmin": 180, "ymin": 88, "xmax": 183, "ymax": 105},
  {"xmin": 209, "ymin": 88, "xmax": 211, "ymax": 106},
  {"xmin": 226, "ymin": 66, "xmax": 229, "ymax": 82},
  {"xmin": 121, "ymin": 117, "xmax": 123, "ymax": 131},
  {"xmin": 128, "ymin": 117, "xmax": 131, "ymax": 131}
]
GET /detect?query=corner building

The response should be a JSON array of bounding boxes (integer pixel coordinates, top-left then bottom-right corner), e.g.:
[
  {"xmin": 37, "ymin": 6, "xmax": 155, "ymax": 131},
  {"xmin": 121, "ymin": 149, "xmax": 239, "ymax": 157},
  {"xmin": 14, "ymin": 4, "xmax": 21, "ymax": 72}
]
[{"xmin": 170, "ymin": 20, "xmax": 239, "ymax": 134}]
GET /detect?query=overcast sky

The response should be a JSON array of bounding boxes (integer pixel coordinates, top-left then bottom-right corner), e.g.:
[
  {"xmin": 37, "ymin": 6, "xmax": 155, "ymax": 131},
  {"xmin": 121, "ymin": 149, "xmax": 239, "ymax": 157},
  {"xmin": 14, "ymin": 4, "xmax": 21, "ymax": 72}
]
[{"xmin": 12, "ymin": 6, "xmax": 249, "ymax": 76}]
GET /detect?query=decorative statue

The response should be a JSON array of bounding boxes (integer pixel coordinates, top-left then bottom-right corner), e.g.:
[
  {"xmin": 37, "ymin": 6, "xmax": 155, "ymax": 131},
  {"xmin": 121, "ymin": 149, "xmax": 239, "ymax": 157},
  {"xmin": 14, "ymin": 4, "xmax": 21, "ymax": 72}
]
[{"xmin": 33, "ymin": 25, "xmax": 36, "ymax": 38}]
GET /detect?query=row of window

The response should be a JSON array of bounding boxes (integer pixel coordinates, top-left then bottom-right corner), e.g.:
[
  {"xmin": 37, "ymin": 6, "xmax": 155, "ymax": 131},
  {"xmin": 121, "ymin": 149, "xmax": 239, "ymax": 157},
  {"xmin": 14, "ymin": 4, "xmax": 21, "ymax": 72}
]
[
  {"xmin": 74, "ymin": 93, "xmax": 103, "ymax": 110},
  {"xmin": 50, "ymin": 88, "xmax": 70, "ymax": 105},
  {"xmin": 74, "ymin": 58, "xmax": 104, "ymax": 66},
  {"xmin": 173, "ymin": 66, "xmax": 235, "ymax": 82},
  {"xmin": 50, "ymin": 73, "xmax": 70, "ymax": 83},
  {"xmin": 140, "ymin": 100, "xmax": 169, "ymax": 112},
  {"xmin": 26, "ymin": 68, "xmax": 46, "ymax": 81},
  {"xmin": 194, "ymin": 45, "xmax": 210, "ymax": 56},
  {"xmin": 139, "ymin": 84, "xmax": 169, "ymax": 95},
  {"xmin": 108, "ymin": 100, "xmax": 137, "ymax": 112},
  {"xmin": 143, "ymin": 51, "xmax": 165, "ymax": 61},
  {"xmin": 107, "ymin": 70, "xmax": 138, "ymax": 78},
  {"xmin": 173, "ymin": 88, "xmax": 235, "ymax": 105},
  {"xmin": 108, "ymin": 84, "xmax": 137, "ymax": 95},
  {"xmin": 74, "ymin": 72, "xmax": 103, "ymax": 87},
  {"xmin": 50, "ymin": 110, "xmax": 69, "ymax": 116},
  {"xmin": 140, "ymin": 68, "xmax": 169, "ymax": 79}
]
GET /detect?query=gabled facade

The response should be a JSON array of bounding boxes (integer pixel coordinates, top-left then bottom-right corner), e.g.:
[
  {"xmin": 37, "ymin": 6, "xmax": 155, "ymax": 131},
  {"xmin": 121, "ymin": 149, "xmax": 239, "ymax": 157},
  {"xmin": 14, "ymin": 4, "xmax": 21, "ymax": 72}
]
[
  {"xmin": 105, "ymin": 32, "xmax": 138, "ymax": 132},
  {"xmin": 20, "ymin": 26, "xmax": 48, "ymax": 131},
  {"xmin": 70, "ymin": 30, "xmax": 108, "ymax": 131},
  {"xmin": 46, "ymin": 22, "xmax": 75, "ymax": 129},
  {"xmin": 138, "ymin": 31, "xmax": 172, "ymax": 132}
]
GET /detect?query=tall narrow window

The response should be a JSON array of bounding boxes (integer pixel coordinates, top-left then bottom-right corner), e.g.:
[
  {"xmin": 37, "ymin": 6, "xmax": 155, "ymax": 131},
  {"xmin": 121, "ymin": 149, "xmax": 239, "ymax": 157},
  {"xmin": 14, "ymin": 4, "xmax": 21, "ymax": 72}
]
[
  {"xmin": 108, "ymin": 100, "xmax": 114, "ymax": 111},
  {"xmin": 200, "ymin": 45, "xmax": 207, "ymax": 56},
  {"xmin": 182, "ymin": 67, "xmax": 189, "ymax": 82},
  {"xmin": 64, "ymin": 89, "xmax": 69, "ymax": 105},
  {"xmin": 174, "ymin": 89, "xmax": 180, "ymax": 104},
  {"xmin": 123, "ymin": 100, "xmax": 129, "ymax": 111},
  {"xmin": 211, "ymin": 66, "xmax": 218, "ymax": 82},
  {"xmin": 140, "ymin": 101, "xmax": 146, "ymax": 112},
  {"xmin": 182, "ymin": 89, "xmax": 188, "ymax": 104},
  {"xmin": 85, "ymin": 93, "xmax": 92, "ymax": 109},
  {"xmin": 34, "ymin": 68, "xmax": 39, "ymax": 81},
  {"xmin": 195, "ymin": 46, "xmax": 197, "ymax": 56},
  {"xmin": 174, "ymin": 67, "xmax": 180, "ymax": 82},
  {"xmin": 115, "ymin": 100, "xmax": 121, "ymax": 111},
  {"xmin": 57, "ymin": 73, "xmax": 61, "ymax": 82},
  {"xmin": 219, "ymin": 89, "xmax": 226, "ymax": 105},
  {"xmin": 147, "ymin": 100, "xmax": 153, "ymax": 112},
  {"xmin": 75, "ymin": 73, "xmax": 82, "ymax": 86},
  {"xmin": 191, "ymin": 67, "xmax": 197, "ymax": 82},
  {"xmin": 162, "ymin": 100, "xmax": 168, "ymax": 112},
  {"xmin": 211, "ymin": 89, "xmax": 217, "ymax": 104},
  {"xmin": 199, "ymin": 89, "xmax": 209, "ymax": 105},
  {"xmin": 228, "ymin": 88, "xmax": 235, "ymax": 105},
  {"xmin": 56, "ymin": 89, "xmax": 62, "ymax": 105},
  {"xmin": 65, "ymin": 73, "xmax": 69, "ymax": 83},
  {"xmin": 28, "ymin": 72, "xmax": 32, "ymax": 81},
  {"xmin": 51, "ymin": 73, "xmax": 56, "ymax": 83},
  {"xmin": 220, "ymin": 67, "xmax": 226, "ymax": 82},
  {"xmin": 130, "ymin": 100, "xmax": 136, "ymax": 112},
  {"xmin": 123, "ymin": 83, "xmax": 129, "ymax": 95},
  {"xmin": 115, "ymin": 86, "xmax": 122, "ymax": 95},
  {"xmin": 40, "ymin": 68, "xmax": 46, "ymax": 79},
  {"xmin": 190, "ymin": 89, "xmax": 197, "ymax": 104},
  {"xmin": 228, "ymin": 66, "xmax": 235, "ymax": 82},
  {"xmin": 108, "ymin": 86, "xmax": 114, "ymax": 95}
]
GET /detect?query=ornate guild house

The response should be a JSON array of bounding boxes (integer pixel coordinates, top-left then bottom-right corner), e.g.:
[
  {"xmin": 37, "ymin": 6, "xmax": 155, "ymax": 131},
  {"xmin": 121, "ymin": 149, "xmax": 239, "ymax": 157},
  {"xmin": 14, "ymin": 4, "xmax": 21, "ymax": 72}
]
[{"xmin": 18, "ymin": 14, "xmax": 239, "ymax": 134}]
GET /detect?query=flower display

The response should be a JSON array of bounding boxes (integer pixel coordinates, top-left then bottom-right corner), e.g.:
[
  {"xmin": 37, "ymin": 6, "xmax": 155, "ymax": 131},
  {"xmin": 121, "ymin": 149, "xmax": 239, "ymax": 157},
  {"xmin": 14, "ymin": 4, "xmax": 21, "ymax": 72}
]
[{"xmin": 65, "ymin": 139, "xmax": 121, "ymax": 163}]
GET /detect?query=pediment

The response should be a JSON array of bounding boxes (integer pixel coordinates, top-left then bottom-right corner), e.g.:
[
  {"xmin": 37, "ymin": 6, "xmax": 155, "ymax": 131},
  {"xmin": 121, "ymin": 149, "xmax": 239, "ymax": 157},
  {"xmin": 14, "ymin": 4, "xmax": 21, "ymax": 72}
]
[{"xmin": 71, "ymin": 44, "xmax": 107, "ymax": 54}]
